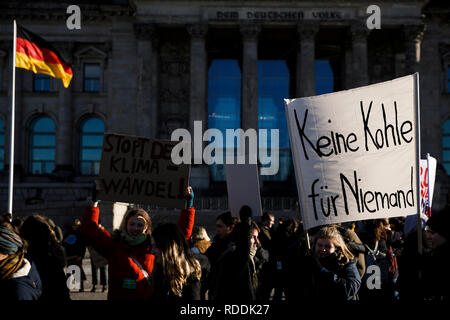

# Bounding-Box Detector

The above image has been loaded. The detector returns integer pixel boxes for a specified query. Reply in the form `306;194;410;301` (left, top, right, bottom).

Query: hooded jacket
81;206;195;300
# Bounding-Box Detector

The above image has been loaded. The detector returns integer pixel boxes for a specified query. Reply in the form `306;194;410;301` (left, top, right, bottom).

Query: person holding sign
80;185;195;300
287;226;361;301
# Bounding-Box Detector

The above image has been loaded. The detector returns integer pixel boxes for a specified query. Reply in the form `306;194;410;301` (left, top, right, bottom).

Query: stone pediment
74;45;109;61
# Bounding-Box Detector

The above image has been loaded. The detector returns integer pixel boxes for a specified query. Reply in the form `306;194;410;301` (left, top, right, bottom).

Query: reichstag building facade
0;0;449;230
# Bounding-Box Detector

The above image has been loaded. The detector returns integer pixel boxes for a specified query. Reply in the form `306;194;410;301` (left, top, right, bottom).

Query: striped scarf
0;225;25;280
0;251;24;280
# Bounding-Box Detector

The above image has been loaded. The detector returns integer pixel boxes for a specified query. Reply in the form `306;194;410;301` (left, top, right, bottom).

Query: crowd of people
0;185;449;302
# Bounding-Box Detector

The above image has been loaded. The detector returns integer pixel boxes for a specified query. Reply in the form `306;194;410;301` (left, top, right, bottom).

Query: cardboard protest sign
97;133;191;209
285;74;420;230
420;155;437;216
225;163;263;217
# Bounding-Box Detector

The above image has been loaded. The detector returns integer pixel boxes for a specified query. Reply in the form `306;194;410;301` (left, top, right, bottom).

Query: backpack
362;241;389;289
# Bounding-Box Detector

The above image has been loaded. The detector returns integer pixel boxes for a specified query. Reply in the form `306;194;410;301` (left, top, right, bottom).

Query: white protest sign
420;155;437;216
285;74;420;230
225;163;263;217
98;133;191;209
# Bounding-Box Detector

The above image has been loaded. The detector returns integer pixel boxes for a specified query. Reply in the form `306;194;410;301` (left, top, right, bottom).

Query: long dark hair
20;215;66;267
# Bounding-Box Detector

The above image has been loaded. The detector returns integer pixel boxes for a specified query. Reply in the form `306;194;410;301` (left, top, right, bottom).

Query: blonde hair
313;225;354;263
190;226;210;243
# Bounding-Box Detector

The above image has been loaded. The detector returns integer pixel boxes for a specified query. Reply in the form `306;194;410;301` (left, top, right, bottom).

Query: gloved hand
319;252;340;271
185;186;194;208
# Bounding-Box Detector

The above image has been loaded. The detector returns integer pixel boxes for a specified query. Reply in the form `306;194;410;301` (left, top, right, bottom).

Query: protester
0;222;42;300
47;218;64;243
287;225;361;301
80;186;195;300
258;212;275;251
20;215;70;300
337;222;366;279
88;221;109;292
357;219;390;300
190;226;212;254
63;218;87;292
205;211;237;267
396;215;432;301
189;226;211;300
270;218;302;300
151;223;201;301
207;217;262;301
422;207;450;301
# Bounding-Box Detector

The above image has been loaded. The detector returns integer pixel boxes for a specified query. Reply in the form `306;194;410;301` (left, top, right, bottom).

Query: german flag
15;25;72;88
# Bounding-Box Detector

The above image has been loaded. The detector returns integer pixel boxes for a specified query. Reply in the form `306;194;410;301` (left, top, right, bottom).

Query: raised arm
80;198;114;259
177;186;195;240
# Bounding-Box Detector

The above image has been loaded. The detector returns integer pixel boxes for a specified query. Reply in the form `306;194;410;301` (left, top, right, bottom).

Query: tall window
447;65;450;93
208;60;241;181
30;117;55;174
33;74;50;92
443;120;450;175
258;60;292;181
0;118;5;170
83;63;101;92
80;117;104;175
315;60;334;95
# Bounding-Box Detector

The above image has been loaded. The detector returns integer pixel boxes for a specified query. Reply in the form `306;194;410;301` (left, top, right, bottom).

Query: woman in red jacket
81;186;195;300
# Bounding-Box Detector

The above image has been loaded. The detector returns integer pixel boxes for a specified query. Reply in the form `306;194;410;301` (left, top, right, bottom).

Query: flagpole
414;73;422;258
8;20;17;215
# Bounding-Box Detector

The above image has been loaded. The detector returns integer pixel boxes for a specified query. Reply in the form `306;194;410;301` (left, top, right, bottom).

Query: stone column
240;24;260;131
55;42;74;178
134;23;158;138
296;23;319;97
187;24;208;136
342;36;353;90
404;24;425;75
350;25;369;87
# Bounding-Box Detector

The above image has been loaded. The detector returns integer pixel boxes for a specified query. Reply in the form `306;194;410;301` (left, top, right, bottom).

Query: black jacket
208;220;259;301
287;253;361;301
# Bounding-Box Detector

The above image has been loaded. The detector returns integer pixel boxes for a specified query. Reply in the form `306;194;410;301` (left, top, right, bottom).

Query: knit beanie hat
426;207;450;240
0;226;23;255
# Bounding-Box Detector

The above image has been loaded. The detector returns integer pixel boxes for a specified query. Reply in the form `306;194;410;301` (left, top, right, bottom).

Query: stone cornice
0;3;134;22
240;23;261;41
297;22;319;41
187;24;208;39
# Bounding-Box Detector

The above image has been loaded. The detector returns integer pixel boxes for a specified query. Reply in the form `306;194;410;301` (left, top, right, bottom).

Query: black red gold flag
15;25;72;88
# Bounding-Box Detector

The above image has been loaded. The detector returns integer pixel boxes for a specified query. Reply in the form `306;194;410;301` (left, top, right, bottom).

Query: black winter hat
426;206;450;240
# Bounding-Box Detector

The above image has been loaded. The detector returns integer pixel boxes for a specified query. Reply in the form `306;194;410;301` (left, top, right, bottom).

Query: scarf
0;251;24;280
121;231;147;246
0;226;23;254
